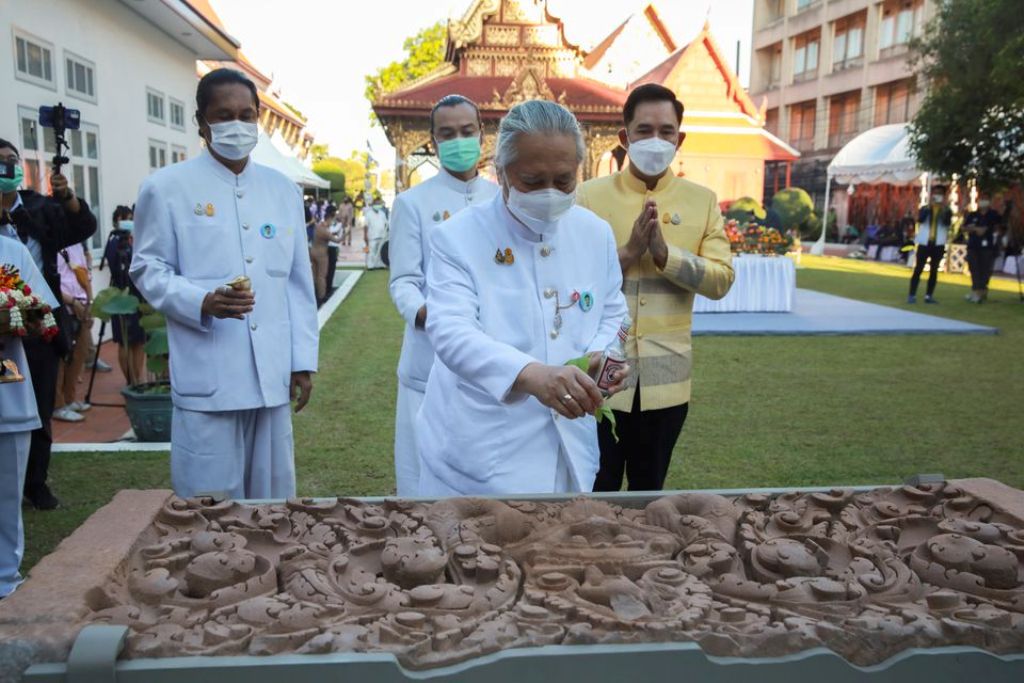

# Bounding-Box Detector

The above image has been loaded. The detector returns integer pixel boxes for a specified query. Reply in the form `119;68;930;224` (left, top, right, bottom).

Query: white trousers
417;445;577;497
0;431;30;597
394;383;424;497
171;405;295;500
367;238;386;269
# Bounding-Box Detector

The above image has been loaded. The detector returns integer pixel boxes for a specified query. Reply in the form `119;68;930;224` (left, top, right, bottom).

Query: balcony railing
793;69;819;83
878;43;910;60
792;136;817;152
828;130;858;149
832;56;864;73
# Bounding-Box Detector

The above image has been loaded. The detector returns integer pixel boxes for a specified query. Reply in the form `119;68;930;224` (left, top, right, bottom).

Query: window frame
63;49;97;103
146;87;166;125
148;139;169;173
793;31;820;82
169;98;187;132
12;28;56;90
171;144;188;165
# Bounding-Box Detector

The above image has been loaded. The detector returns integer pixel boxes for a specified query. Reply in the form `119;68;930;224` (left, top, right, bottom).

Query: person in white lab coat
0;237;57;597
416;100;630;497
130;68;319;501
362;197;389;270
388;95;498;496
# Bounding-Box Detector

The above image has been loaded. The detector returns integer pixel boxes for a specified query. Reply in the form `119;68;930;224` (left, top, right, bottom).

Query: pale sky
210;0;754;169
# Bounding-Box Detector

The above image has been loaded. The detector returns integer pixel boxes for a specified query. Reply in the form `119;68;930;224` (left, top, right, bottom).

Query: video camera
38;103;80;175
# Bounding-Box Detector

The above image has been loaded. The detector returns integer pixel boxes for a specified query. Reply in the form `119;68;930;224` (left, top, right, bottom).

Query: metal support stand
83;319;120;408
66;624;128;683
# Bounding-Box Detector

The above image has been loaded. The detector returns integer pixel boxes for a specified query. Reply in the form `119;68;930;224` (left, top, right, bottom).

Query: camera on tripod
38;103;80;175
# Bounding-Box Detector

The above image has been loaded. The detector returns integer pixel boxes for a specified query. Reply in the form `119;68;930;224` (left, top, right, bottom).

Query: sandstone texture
2;479;1023;677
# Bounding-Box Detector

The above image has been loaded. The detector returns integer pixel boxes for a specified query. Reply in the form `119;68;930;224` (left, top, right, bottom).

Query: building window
768;44;782;87
765;0;784;23
14;30;55;89
796;0;817;11
879;0;924;58
169;99;186;131
765;108;780;136
148;140;168;172
874;79;915;126
789;100;817;151
793;31;820;83
64;52;96;102
833;13;866;71
171;145;188;165
828;91;861;148
147;88;165;124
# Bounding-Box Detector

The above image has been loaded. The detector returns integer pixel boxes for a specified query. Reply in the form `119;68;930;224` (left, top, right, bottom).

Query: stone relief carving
86;484;1024;670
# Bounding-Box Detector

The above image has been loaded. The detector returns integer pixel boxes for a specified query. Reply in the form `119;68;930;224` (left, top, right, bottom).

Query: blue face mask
118;220;134;232
437;137;482;173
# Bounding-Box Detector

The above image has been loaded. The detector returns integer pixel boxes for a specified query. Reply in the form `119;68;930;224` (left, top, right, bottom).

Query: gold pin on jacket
205;203;215;217
494;247;514;265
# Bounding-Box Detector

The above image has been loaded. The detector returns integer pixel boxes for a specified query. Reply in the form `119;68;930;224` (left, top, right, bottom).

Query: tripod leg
84;319;106;404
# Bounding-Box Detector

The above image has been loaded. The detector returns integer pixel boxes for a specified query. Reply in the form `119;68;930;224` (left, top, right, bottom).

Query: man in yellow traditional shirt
577;83;734;492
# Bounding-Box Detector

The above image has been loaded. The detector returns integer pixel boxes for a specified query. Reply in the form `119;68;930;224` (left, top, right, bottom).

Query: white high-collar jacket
416;193;627;495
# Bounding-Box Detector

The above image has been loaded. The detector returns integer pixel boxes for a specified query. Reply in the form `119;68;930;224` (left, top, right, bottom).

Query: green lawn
22;258;1024;570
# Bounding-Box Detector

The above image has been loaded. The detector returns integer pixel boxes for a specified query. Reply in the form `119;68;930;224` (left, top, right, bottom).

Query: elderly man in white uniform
131;69;318;500
388;95;498;496
416;100;630;497
0;237;57;597
363;198;389;270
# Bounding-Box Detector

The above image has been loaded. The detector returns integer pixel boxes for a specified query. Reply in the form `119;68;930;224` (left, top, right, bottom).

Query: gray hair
493;100;585;170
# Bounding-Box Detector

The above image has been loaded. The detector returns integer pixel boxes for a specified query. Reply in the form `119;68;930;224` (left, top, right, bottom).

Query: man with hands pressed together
577;83;734;493
131;69;318;501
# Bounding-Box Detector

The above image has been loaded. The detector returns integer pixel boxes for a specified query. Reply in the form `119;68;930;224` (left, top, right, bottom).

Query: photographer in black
103;206;146;383
0;138;97;510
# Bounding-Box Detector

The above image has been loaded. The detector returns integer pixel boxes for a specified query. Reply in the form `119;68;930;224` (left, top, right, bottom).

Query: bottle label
597;357;626;390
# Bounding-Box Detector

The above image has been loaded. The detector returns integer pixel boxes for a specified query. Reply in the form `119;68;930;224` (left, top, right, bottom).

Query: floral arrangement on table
723;219;794;256
0;264;58;340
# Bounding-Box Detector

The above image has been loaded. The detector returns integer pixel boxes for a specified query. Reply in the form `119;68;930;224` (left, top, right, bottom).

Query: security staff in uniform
131;68;318;500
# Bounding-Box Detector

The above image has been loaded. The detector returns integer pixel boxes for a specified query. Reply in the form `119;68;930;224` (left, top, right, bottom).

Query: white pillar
811;172;831;256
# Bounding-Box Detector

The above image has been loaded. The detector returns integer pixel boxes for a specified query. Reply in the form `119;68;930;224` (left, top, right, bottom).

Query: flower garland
0;264;58;341
724;219;794;256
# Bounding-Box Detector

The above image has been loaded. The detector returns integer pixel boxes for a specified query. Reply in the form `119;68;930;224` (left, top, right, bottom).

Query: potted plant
92;287;171;442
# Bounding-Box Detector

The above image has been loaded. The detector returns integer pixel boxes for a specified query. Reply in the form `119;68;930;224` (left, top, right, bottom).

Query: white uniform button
543;288;555;298
549;330;559;339
637;332;644;340
640;297;647;306
236;189;244;198
250;322;258;331
243;223;250;230
245;256;253;264
540;245;552;257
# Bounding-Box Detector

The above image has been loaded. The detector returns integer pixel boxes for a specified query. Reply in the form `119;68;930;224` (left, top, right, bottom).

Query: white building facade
1;0;238;249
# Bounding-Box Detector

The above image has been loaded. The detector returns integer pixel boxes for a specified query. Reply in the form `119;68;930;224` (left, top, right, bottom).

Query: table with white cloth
694;254;796;313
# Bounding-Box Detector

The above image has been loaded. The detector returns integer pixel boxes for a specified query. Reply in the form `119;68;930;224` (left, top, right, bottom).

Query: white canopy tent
811;124;924;254
251;132;329;191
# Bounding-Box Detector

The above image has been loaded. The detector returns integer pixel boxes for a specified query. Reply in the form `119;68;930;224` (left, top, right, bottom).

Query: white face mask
208;120;259;161
505;185;576;236
978;200;991;209
627;136;677;176
932;194;945;204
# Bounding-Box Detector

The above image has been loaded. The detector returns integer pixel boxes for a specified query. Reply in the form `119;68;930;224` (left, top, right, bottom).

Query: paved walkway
52;339;130;444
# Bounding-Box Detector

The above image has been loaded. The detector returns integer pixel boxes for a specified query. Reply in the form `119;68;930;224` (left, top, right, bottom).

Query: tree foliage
908;0;1024;188
314;153;380;201
312;157;348;203
364;22;447;115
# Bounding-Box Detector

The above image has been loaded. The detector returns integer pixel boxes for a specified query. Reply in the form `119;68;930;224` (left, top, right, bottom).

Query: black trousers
966;248;996;292
325;247;339;296
909;243;945;297
22;338;59;497
593;388;689;492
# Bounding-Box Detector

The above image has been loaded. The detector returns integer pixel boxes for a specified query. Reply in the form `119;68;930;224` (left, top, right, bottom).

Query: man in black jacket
0;138;97;509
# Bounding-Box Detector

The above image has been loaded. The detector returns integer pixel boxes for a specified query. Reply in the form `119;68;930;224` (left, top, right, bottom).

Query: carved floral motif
88;484;1024;669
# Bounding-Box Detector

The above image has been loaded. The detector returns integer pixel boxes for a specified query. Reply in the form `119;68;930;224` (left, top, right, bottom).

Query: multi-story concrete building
749;0;936;208
1;0;239;249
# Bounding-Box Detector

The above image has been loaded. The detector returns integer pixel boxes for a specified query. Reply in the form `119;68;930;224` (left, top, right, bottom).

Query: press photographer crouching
103;206;146;384
0;137;97;510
